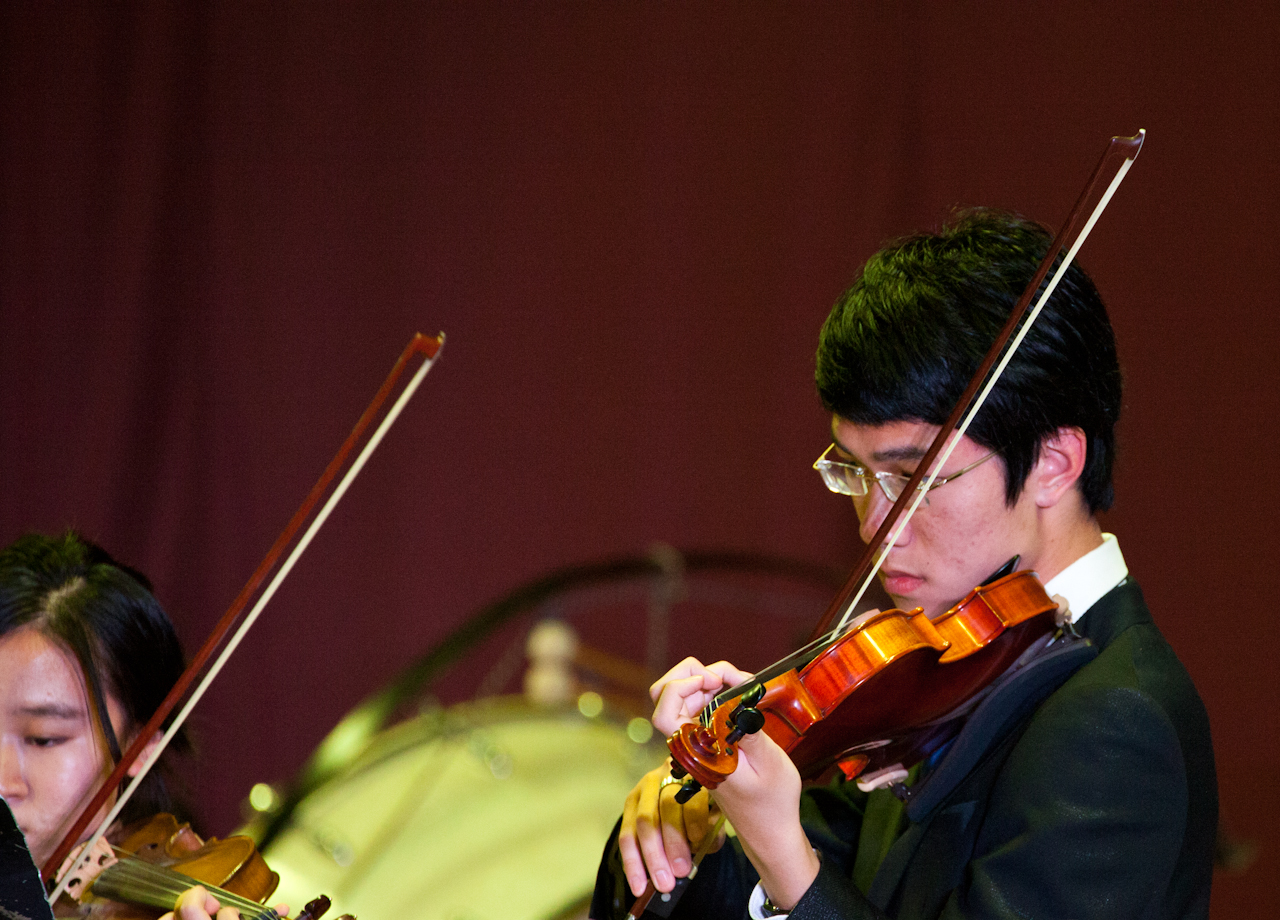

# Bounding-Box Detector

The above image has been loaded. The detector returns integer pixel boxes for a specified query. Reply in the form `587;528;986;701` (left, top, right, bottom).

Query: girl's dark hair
816;209;1122;512
0;532;189;823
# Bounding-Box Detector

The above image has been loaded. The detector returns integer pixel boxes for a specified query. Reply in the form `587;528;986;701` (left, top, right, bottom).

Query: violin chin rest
856;764;909;793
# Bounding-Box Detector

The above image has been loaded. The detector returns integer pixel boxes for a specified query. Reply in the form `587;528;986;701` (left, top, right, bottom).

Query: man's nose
857;486;906;547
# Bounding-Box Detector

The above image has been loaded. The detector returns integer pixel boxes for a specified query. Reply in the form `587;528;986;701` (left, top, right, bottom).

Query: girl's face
0;625;130;867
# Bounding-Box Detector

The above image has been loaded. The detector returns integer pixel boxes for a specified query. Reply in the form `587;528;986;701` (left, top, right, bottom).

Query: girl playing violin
0;531;262;920
591;210;1217;919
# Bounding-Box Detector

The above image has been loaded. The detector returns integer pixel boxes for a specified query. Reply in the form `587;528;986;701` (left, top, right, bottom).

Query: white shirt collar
1041;532;1128;624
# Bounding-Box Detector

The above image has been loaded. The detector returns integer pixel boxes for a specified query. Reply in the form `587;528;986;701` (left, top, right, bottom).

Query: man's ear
125;732;165;778
1032;426;1088;508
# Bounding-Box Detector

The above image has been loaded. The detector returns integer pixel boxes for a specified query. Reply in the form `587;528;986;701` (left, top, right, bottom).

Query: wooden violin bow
44;332;445;902
705;128;1145;712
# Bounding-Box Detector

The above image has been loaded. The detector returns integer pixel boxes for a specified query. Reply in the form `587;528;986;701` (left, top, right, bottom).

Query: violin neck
91;858;277;920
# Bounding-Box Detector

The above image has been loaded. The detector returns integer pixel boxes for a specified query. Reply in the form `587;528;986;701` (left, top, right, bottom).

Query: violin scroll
669;685;767;803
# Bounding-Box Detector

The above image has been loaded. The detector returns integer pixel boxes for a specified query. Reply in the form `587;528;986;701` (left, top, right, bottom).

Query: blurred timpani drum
261;697;664;920
253;550;857;920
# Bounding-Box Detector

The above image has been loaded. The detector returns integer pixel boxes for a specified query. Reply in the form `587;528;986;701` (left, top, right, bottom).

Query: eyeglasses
813;444;998;504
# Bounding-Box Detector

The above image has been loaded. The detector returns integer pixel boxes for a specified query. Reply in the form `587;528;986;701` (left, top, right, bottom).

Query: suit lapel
867;799;979;911
865;815;925;909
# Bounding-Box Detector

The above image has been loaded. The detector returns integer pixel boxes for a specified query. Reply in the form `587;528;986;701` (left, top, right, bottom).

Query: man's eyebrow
829;441;864;465
871;445;929;463
831;441;928;464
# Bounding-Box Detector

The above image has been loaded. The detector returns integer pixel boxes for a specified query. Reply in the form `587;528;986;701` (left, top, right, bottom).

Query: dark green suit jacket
591;580;1217;920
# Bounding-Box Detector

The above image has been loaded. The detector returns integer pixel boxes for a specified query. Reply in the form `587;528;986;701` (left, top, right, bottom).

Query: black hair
0;531;189;824
816;209;1122;512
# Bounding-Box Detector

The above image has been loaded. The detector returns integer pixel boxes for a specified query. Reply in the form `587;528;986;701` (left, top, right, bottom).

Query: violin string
94;858;276;919
46;337;443;905
696;606;879;723
700;133;1143;723
97;863;232;909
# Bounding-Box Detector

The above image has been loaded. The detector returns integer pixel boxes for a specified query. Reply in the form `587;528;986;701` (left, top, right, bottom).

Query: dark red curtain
2;4;1273;915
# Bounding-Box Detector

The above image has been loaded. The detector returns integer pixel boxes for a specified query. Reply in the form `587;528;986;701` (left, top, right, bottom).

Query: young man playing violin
591;210;1217;919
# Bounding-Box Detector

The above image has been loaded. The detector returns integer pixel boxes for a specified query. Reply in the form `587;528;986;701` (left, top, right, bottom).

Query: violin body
58;814;279;920
669;570;1060;790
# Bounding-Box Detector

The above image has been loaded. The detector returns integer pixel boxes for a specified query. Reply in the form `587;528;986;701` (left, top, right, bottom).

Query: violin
667;567;1061;797
56;813;341;920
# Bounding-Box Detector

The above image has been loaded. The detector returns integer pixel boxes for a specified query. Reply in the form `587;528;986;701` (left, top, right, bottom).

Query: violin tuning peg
736;707;766;735
725;684;766;723
295;895;332;920
674;779;702;804
725;702;766;745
